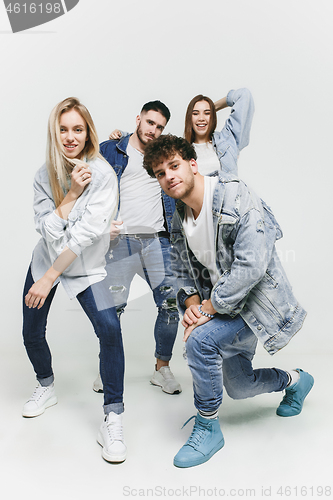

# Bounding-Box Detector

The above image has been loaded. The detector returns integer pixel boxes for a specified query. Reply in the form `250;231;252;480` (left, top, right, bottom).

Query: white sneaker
93;373;103;393
150;365;182;394
22;382;57;418
97;412;127;463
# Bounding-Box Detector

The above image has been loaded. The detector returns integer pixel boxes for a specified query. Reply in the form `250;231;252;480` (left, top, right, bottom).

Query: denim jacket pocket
218;212;238;242
216;143;230;159
218;213;238;225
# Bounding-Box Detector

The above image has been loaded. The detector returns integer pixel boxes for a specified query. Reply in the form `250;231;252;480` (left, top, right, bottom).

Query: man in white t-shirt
98;102;181;397
143;134;313;468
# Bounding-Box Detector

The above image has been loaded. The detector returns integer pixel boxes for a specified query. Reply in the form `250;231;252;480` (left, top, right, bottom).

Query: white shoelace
28;384;50;402
106;415;123;441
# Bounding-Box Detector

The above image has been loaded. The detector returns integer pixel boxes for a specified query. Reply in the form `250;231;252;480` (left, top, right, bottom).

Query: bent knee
224;382;245;400
224;378;258;400
186;333;206;358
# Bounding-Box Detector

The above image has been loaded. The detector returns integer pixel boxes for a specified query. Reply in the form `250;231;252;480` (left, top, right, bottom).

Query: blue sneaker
173;413;224;468
276;368;314;417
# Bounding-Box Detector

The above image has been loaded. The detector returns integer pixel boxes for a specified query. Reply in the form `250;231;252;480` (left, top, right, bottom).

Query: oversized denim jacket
100;135;176;233
212;87;254;175
31;157;118;299
170;172;306;355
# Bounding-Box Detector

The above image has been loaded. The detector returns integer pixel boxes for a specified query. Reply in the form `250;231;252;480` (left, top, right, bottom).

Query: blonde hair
46;97;100;207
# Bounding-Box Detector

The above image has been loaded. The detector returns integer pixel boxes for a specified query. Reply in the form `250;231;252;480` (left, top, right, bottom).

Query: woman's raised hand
70;163;92;198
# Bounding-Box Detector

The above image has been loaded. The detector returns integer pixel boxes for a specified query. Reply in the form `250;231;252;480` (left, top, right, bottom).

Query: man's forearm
185;294;201;309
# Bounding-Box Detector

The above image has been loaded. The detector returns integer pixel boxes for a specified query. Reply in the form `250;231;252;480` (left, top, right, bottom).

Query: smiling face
153;154;197;200
59;109;88;159
135;110;167;147
191;100;211;143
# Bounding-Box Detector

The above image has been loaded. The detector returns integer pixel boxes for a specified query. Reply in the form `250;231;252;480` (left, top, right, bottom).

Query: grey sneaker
93;373;103;393
22;382;57;418
150;365;182;394
97;412;127;463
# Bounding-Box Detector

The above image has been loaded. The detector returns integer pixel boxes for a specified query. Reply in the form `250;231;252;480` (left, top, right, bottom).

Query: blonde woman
22;97;126;463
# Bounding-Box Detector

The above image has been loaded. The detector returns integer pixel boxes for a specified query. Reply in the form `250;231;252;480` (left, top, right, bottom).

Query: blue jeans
104;235;179;361
185;314;289;413
22;266;124;415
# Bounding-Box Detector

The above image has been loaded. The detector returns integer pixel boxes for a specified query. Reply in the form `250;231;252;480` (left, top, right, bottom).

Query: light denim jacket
170;172;306;355
31;157;118;299
212;87;254;176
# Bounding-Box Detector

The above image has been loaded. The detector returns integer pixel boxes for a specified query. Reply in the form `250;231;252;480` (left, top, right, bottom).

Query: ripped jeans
104;235;179;361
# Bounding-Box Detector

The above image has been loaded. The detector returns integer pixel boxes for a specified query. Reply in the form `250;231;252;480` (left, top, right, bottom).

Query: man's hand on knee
183;314;212;342
182;304;201;329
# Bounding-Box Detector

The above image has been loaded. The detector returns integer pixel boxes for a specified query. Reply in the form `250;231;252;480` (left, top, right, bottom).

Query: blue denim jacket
212;88;255;175
100;135;176;232
170;172;306;355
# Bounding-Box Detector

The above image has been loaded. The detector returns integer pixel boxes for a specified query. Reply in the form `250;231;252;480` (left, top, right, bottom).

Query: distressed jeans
22;266;124;415
185;314;289;413
105;235;179;361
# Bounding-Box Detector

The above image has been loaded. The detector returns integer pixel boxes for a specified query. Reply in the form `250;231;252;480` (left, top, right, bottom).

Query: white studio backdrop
0;2;333;499
0;0;332;352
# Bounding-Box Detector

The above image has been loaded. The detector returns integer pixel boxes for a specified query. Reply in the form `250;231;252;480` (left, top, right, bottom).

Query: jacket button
257;325;262;330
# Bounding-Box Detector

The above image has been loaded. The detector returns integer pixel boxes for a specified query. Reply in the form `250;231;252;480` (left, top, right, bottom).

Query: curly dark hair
143;134;197;178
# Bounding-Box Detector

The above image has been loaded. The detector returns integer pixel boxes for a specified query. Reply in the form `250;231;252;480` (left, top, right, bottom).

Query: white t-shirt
193;142;221;176
182;176;220;285
118;143;165;234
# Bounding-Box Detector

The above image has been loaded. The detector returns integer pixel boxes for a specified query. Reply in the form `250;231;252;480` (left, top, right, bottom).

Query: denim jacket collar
116;134;131;155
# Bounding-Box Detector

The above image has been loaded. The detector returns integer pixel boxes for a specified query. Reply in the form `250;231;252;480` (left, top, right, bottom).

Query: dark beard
136;123;152;148
136;123;147;147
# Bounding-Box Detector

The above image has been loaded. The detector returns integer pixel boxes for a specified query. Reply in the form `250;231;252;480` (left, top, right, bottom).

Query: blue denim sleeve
213;88;255;175
211;208;274;316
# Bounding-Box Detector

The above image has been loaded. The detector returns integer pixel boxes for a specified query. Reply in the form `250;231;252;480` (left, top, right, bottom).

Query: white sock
287;369;300;387
199;410;218;420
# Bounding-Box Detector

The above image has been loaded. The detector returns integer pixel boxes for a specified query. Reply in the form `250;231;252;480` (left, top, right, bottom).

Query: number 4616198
6;3;62;14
